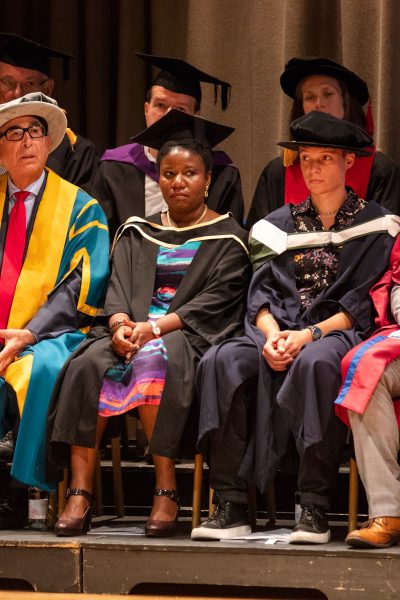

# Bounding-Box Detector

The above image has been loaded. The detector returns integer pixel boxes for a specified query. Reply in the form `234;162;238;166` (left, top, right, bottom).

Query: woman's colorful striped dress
98;241;201;416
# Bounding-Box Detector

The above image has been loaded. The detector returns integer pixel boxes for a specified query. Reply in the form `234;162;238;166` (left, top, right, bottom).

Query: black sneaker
289;505;331;544
191;500;251;540
0;430;14;463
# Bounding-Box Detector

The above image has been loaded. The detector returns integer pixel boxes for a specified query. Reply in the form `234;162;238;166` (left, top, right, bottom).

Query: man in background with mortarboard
0;33;99;191
91;53;244;239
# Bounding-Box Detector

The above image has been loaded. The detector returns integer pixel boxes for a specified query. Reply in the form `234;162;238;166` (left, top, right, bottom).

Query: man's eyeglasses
0;76;49;94
0;124;48;142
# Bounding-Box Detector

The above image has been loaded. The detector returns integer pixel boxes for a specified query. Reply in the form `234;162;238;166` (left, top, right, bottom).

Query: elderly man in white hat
0;92;109;529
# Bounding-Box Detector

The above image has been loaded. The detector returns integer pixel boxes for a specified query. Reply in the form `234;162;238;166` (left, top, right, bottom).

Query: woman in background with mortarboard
247;57;400;228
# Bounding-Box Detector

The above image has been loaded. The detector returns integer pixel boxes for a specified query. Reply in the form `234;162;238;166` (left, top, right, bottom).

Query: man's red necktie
0;191;29;332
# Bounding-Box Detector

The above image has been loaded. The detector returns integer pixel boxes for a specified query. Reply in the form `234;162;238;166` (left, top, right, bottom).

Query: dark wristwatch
306;325;323;341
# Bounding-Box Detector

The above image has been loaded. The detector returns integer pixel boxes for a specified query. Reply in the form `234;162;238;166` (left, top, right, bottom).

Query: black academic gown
91;151;245;239
197;200;397;493
46;133;99;192
247;152;400;228
46;213;250;480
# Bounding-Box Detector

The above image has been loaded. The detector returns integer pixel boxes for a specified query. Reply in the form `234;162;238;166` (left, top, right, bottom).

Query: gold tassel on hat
283;148;298;167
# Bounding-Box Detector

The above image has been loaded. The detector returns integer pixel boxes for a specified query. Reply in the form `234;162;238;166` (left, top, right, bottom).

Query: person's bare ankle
62;494;90;519
150;493;178;521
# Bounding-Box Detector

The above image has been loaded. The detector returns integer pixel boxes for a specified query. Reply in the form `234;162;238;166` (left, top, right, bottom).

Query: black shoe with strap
191;499;251;540
0;485;28;529
54;488;93;537
145;488;180;538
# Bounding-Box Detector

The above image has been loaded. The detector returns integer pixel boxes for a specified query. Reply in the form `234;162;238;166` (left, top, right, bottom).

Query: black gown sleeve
26;265;90;341
90;161;146;241
174;239;251;345
365;151;400;215
246;156;285;229
103;235;134;318
46;134;99;193
207;165;244;225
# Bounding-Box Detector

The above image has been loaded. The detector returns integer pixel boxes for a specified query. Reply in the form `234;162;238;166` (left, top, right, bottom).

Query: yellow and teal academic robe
0;168;109;491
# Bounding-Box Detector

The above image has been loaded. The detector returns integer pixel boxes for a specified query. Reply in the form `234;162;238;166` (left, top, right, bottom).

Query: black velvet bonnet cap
280;56;369;106
136;52;231;110
130;108;234;150
278;111;373;156
0;32;73;80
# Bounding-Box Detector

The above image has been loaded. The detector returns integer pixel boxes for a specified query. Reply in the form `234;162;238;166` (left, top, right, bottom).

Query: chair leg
94;450;104;516
192;453;203;528
57;468;68;517
48;491;57;528
265;482;277;526
209;486;214;516
111;436;125;517
247;483;257;529
348;457;359;533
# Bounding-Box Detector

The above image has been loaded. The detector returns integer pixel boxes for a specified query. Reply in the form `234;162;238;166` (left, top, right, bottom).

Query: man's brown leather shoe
346;517;400;549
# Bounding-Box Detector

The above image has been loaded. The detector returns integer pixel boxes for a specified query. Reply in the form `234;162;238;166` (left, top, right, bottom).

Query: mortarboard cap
130;108;234;150
280;57;369;106
136;52;231;110
278;111;372;156
0;33;73;80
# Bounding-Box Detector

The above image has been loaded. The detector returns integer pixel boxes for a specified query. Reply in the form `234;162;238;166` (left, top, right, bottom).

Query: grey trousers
348;357;400;518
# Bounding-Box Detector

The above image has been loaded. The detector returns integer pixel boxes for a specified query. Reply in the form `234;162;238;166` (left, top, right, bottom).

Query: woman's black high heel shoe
145;489;180;537
54;488;93;537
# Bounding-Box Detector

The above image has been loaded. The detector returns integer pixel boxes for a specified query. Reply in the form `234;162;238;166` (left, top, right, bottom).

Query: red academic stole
335;237;400;428
0;191;29;334
284;148;376;204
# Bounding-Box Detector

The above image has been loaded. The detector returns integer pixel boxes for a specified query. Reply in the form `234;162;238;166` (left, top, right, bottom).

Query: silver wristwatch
149;320;161;338
306;325;323;341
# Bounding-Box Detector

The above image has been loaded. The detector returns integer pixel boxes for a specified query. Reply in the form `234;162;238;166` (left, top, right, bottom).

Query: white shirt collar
144;146;157;163
8;170;46;197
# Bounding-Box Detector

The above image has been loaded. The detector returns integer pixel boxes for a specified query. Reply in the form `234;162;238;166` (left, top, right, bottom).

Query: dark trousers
208;383;251;504
297;409;348;510
208;387;348;510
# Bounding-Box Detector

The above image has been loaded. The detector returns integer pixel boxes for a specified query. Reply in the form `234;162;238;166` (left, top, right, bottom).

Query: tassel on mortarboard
214;82;231;111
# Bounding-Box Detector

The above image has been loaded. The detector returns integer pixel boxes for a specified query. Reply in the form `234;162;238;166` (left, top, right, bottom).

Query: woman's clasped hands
262;329;312;371
111;318;156;363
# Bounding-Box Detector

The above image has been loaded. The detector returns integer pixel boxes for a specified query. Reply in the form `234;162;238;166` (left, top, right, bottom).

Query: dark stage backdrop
3;0;400;212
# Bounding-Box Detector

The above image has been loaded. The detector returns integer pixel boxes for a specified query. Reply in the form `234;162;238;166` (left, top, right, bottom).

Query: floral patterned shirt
291;189;367;310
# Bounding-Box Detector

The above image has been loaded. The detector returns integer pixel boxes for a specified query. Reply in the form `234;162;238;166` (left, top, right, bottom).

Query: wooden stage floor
0;518;400;599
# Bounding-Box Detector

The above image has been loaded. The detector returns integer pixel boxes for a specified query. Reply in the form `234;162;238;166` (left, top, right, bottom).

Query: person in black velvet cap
192;110;399;544
247;56;400;228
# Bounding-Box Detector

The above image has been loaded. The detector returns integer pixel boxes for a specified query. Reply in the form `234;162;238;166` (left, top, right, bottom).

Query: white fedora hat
0;92;67;152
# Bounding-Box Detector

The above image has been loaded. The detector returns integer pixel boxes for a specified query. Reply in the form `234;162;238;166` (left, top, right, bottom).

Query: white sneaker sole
191;524;251;540
289;529;331;544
